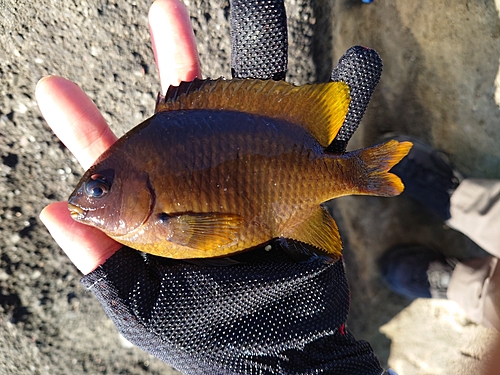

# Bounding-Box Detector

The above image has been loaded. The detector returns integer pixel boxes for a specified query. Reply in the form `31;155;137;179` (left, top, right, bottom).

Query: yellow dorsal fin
156;78;351;148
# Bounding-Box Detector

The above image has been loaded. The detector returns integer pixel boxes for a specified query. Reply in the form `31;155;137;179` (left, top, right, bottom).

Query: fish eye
84;174;110;198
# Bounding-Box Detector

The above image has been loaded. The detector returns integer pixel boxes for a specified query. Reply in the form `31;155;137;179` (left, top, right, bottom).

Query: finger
229;0;288;80
40;202;122;275
36;76;118;170
149;0;201;93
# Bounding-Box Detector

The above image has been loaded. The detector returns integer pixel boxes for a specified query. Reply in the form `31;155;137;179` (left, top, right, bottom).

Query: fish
68;78;412;261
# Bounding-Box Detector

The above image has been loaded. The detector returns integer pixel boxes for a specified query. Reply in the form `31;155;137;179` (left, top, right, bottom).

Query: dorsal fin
155;78;350;148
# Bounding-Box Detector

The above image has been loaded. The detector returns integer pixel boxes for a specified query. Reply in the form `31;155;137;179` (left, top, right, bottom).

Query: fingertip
36;76;67;106
38;204;51;227
36;76;81;102
35;75;54;97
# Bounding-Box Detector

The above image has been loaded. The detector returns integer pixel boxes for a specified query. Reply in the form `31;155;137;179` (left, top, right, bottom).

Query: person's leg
446;179;500;257
379;246;500;330
448;256;500;330
446;179;500;329
380;136;500;329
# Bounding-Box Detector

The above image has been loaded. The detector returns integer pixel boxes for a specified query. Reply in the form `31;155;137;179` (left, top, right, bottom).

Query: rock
380;299;499;375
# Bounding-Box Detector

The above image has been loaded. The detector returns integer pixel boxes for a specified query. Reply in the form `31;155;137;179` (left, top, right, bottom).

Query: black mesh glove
328;46;383;153
230;0;287;80
81;1;387;374
82;247;383;374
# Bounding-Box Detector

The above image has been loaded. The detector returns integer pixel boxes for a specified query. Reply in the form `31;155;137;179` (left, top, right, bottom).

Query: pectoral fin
163;212;243;250
281;207;342;260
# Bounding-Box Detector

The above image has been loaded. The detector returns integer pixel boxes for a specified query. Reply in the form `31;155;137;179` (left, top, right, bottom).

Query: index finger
36;76;118;170
149;0;202;93
36;0;202;170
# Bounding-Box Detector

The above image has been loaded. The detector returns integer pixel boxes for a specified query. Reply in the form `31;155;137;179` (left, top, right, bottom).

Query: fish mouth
68;203;85;220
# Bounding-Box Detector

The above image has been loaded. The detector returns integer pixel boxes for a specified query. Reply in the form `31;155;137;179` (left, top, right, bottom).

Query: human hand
36;0;201;275
36;2;387;372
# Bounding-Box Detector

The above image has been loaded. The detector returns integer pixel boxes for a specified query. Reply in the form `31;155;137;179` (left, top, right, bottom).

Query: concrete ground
0;0;499;374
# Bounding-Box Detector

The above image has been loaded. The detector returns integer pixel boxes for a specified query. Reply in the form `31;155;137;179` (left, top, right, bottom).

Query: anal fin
280;206;343;261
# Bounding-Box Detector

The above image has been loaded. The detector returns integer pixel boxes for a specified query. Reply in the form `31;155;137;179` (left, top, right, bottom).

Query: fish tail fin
355;140;413;197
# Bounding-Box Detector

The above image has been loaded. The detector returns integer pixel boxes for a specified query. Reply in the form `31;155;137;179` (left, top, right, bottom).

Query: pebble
17;103;28;114
0;270;9;281
10;233;20;244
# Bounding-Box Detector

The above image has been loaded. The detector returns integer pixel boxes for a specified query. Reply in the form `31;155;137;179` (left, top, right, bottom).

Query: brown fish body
68;79;412;260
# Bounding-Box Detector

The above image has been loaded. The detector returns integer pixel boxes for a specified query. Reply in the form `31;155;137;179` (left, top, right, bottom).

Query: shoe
379;245;456;299
383;134;463;221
